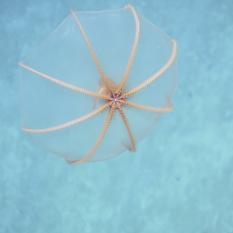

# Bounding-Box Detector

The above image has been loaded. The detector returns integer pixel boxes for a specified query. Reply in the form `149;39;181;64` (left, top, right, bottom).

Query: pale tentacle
22;103;110;134
93;86;107;109
123;39;178;98
117;106;136;152
19;63;109;100
70;10;112;91
68;106;115;165
93;78;118;109
125;100;173;113
116;5;141;93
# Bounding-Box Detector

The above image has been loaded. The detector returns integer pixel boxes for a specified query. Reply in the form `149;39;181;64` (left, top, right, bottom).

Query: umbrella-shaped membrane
19;5;178;164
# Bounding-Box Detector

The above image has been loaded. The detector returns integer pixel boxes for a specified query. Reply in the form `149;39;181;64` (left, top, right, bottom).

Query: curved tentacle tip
124;4;134;10
66;159;83;165
70;9;75;15
122;142;136;152
172;38;178;45
130;146;136;152
171;39;178;52
18;62;27;69
128;145;136;152
66;158;75;164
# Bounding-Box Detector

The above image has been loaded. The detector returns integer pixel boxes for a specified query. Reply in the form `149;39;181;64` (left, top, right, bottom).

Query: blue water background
0;0;233;232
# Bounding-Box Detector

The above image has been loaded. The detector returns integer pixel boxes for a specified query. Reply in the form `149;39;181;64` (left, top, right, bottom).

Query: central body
109;92;126;108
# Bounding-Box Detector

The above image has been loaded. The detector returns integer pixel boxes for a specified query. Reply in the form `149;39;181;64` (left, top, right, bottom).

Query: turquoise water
1;0;233;232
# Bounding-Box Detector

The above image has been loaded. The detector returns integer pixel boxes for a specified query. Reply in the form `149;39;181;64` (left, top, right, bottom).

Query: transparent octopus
19;5;177;164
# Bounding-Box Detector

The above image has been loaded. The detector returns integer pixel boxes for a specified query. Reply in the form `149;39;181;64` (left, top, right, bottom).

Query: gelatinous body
19;5;178;164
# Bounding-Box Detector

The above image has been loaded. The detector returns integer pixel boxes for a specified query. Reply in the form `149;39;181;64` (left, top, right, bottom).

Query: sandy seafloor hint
0;0;233;232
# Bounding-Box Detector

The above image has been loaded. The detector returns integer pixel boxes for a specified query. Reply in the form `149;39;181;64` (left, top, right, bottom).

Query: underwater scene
0;0;233;232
